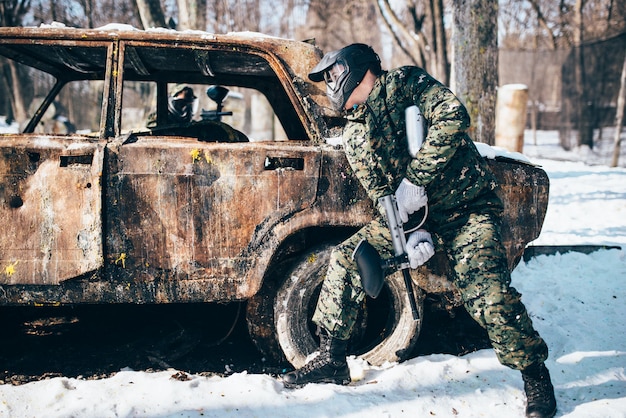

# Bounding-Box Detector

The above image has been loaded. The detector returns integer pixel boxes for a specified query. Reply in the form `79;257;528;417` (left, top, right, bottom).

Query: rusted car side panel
488;159;550;269
0;140;373;305
0;136;104;285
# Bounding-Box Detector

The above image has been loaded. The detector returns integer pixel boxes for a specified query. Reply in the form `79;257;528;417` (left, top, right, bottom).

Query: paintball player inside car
147;84;197;128
281;43;557;418
167;84;197;124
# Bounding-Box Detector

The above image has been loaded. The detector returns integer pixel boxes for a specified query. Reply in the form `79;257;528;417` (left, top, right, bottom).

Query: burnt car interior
0;40;308;141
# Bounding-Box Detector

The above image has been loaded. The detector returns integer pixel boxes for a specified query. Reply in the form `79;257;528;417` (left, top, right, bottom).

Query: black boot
522;362;557;418
282;330;351;389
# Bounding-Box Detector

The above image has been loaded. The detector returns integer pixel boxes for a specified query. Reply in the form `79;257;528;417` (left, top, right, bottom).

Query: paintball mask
308;43;381;112
168;85;197;123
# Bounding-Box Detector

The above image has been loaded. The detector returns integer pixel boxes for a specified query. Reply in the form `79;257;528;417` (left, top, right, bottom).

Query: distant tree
0;0;32;124
0;0;30;26
176;0;206;30
452;0;498;145
611;52;626;167
571;0;594;149
376;0;449;85
297;0;382;53
500;0;626;152
135;0;166;29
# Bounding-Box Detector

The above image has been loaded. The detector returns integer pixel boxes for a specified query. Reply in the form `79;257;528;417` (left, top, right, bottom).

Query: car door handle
264;156;304;170
60;154;94;167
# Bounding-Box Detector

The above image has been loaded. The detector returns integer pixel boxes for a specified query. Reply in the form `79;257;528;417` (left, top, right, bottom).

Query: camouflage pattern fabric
434;210;548;370
313;66;548;370
312;217;392;341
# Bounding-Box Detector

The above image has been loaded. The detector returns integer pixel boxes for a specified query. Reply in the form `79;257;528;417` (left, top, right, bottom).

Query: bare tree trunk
377;0;426;69
195;0;207;31
78;0;95;28
376;0;449;83
527;0;558;50
7;60;27;125
177;0;190;29
529;19;539;145
135;0;166;29
178;0;207;30
611;52;626;167
573;0;594;149
1;0;32;127
452;0;498;145
431;0;448;85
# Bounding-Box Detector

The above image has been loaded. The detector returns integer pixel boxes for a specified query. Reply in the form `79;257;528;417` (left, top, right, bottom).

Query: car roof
0;25;322;83
0;25;335;141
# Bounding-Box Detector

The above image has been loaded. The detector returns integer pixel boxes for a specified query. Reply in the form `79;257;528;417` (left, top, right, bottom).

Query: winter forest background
1;0;625;162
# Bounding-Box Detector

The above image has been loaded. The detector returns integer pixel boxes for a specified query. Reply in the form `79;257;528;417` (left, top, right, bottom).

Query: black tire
246;258;291;366
274;244;423;368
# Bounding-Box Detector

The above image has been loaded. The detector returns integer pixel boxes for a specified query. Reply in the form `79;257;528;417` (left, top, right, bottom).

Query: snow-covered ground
0;130;625;417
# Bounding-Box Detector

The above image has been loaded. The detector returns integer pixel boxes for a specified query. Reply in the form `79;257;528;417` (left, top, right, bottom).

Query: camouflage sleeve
343;119;395;211
404;73;471;188
342;68;472;211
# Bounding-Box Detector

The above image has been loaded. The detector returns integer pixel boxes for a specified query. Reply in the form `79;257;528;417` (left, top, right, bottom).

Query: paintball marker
200;85;233;122
353;194;420;320
352;105;428;321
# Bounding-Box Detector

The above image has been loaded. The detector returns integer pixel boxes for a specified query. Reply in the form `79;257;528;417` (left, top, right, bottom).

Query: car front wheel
273;244;423;368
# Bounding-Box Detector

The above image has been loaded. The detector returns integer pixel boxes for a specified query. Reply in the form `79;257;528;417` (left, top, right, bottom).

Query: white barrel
495;84;528;153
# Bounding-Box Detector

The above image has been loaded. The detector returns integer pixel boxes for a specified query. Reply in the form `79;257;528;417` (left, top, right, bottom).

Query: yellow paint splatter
204;153;212;164
4;261;18;276
115;253;127;268
190;149;201;162
307;254;317;264
34;301;60;307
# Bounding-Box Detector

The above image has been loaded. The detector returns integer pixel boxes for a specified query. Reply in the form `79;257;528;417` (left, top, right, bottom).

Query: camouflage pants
312;210;548;371
312;217;392;340
436;211;548;370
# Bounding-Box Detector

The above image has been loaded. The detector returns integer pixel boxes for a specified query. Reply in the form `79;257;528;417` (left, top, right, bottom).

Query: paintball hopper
201;85;233;122
353;240;385;299
207;85;229;106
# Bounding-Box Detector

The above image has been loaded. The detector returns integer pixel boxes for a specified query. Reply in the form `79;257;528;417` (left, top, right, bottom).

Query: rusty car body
0;25;549;367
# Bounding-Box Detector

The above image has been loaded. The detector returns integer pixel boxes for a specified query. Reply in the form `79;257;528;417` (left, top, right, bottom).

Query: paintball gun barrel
380;194;420;320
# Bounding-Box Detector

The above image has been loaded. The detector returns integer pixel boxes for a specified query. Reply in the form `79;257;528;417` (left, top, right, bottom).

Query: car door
0;136;105;285
104;137;321;300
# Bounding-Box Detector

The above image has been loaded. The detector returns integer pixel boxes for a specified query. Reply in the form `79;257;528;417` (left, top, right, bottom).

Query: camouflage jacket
342;66;502;225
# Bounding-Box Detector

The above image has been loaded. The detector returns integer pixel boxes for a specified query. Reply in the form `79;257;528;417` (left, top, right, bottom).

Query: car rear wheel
252;243;423;368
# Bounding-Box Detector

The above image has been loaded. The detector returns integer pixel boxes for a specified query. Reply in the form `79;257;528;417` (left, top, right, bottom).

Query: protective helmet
309;43;381;111
169;84;197;100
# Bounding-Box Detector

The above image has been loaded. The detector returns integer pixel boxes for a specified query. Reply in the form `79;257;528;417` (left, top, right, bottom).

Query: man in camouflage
282;43;556;418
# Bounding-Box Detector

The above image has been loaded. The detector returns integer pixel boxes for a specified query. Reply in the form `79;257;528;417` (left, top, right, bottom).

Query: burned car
0;25;549;368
